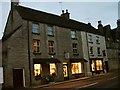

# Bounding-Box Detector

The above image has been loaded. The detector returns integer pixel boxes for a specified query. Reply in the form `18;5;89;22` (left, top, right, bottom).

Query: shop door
63;64;69;80
13;69;24;88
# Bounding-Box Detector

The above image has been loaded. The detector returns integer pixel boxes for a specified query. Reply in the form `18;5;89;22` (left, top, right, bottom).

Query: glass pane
50;63;56;75
71;62;82;74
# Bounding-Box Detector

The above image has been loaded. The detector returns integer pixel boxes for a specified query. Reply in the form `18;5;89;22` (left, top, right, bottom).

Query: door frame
13;68;25;88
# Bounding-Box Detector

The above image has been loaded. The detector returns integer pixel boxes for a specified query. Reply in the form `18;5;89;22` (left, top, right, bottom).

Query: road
3;70;120;90
36;70;120;90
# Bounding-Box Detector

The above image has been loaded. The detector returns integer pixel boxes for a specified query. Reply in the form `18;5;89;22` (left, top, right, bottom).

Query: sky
0;0;119;39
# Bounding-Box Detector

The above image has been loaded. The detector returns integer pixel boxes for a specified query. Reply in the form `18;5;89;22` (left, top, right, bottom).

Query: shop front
69;58;88;79
33;58;61;85
90;58;104;75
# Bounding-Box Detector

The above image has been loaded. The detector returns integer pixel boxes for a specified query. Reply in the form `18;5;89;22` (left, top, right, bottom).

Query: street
3;70;120;90
32;70;120;90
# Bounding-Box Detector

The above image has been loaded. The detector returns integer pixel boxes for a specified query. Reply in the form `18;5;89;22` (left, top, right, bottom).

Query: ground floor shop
90;58;108;75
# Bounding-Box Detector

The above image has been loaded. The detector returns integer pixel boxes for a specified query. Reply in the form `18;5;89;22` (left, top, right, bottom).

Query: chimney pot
62;10;64;14
66;9;68;13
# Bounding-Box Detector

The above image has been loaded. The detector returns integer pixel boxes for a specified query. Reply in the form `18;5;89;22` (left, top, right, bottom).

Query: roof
15;5;103;36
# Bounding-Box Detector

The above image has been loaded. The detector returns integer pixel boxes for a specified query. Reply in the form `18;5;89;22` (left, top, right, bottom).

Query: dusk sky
0;0;119;39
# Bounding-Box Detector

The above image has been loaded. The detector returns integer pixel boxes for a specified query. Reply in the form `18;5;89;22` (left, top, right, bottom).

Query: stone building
98;20;120;71
0;40;3;90
2;1;108;88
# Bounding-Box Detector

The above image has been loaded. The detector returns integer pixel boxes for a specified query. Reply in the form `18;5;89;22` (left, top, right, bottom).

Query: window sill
48;52;56;55
73;53;79;55
96;43;100;44
88;42;93;44
33;52;41;55
32;32;40;35
98;54;102;56
71;38;77;40
48;34;54;37
90;54;94;56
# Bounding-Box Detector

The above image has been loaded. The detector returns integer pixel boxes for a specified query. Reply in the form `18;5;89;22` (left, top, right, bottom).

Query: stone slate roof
15;5;103;36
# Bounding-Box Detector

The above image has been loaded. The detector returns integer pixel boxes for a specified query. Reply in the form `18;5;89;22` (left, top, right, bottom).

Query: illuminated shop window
33;40;40;52
50;63;57;76
34;64;42;77
91;60;95;71
96;60;103;70
71;62;82;74
63;64;68;77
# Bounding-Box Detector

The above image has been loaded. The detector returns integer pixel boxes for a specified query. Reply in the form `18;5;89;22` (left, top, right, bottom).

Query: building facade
2;2;108;88
99;20;120;71
0;40;3;90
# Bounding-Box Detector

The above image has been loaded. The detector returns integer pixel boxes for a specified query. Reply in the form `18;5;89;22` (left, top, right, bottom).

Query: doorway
13;69;24;88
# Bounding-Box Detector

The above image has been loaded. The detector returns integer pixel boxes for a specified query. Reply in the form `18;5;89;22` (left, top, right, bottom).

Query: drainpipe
27;21;32;86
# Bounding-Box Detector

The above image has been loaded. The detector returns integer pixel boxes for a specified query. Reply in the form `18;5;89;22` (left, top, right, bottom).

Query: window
50;63;57;76
96;36;100;44
47;25;54;36
91;60;95;71
89;46;93;55
72;43;78;54
71;31;77;39
33;40;40;52
48;41;55;54
102;50;106;56
34;64;42;80
71;62;82;74
96;60;103;70
88;34;92;43
97;47;101;55
32;22;39;34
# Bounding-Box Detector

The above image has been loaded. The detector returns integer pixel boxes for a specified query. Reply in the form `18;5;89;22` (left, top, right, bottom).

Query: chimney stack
11;0;19;10
117;19;120;28
61;9;70;19
98;20;104;34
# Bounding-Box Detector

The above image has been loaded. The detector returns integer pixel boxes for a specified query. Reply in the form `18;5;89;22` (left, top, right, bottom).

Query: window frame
47;25;54;36
97;47;101;55
88;34;93;43
48;41;55;54
32;22;40;34
89;46;94;55
96;36;100;44
33;39;40;53
72;43;78;55
34;64;42;80
71;30;77;39
71;62;82;74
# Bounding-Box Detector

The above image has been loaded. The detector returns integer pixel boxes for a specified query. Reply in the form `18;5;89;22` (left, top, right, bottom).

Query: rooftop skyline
0;1;119;39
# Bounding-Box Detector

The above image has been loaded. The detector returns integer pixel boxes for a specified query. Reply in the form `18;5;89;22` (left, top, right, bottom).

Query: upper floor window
71;31;77;39
96;36;100;44
47;25;54;36
97;47;101;55
88;34;93;43
48;41;55;54
32;22;39;34
33;39;40;52
72;43;78;54
89;46;93;55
